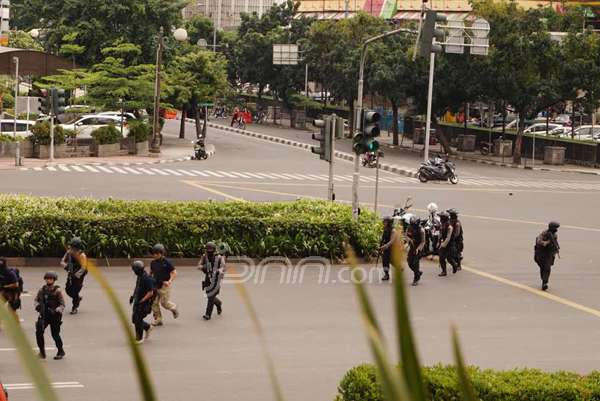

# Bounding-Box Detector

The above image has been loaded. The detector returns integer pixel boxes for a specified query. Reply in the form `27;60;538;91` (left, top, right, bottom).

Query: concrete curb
206;121;418;179
381;142;600;176
5;256;363;268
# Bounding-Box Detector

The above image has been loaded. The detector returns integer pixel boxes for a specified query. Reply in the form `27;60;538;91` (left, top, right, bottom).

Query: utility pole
151;27;165;154
424;51;435;162
373;151;382;214
328;116;336;201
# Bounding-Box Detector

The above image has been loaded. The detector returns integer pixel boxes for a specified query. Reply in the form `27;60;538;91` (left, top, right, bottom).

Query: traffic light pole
353;27;417;219
424;51;435;162
328;117;336;201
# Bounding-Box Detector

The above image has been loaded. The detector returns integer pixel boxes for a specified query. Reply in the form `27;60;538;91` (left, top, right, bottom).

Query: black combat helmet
548;221;560;232
447;209;459;218
152;243;166;255
439;212;450;222
206;242;217;253
44;271;58;281
70;237;83;250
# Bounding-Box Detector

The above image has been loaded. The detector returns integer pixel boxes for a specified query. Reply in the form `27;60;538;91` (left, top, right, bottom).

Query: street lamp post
12;56;21;166
119;98;124;138
352;27;417;218
150;27;188;154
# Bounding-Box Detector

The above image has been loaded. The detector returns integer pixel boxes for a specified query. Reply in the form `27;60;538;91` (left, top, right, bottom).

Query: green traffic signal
353;109;381;155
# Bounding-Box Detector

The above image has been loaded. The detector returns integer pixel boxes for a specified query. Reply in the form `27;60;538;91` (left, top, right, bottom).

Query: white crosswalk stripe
16;165;600;191
82;165;100;173
122;167;142;175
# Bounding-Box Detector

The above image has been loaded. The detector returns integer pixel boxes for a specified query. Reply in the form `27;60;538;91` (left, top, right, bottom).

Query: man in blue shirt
150;244;179;326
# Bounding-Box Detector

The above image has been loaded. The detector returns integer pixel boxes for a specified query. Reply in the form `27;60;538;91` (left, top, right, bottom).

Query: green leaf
85;262;157;401
391;240;428;401
451;326;479;401
0;296;61;401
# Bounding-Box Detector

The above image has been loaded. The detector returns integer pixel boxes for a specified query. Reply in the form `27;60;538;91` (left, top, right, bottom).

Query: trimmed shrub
91;125;121;144
29;121;66;145
0;134;17;142
127;120;151;143
0;196;380;258
336;364;600;401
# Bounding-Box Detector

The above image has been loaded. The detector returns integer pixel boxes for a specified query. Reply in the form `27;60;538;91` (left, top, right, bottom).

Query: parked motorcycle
362;151;377;168
417;155;458;184
392;197;414;233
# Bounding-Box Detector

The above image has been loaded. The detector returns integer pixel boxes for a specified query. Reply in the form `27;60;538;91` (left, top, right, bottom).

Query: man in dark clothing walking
34;271;66;360
379;216;400;281
535;221;561;291
61;238;88;315
438;212;460;277
199;242;225;320
129;261;155;344
406;217;425;286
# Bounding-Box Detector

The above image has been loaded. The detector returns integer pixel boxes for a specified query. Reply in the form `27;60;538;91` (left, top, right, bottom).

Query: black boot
54;349;65;360
203;315;211;321
38;349;46;359
216;304;222;315
542;282;549;291
438;270;447;277
382;272;390;281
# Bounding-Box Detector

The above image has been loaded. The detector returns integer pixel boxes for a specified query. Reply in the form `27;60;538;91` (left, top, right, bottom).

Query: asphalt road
0;120;600;401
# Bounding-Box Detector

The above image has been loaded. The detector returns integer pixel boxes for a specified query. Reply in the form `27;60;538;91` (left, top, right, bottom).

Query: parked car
98;111;137;121
60;115;128;139
0;119;35;138
523;123;563;135
570;125;600;141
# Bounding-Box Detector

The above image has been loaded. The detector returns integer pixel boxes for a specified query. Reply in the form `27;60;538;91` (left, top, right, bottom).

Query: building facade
0;0;9;33
183;0;278;29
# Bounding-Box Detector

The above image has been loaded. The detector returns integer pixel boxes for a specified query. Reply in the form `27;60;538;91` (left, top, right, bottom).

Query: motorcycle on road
417;155;458;184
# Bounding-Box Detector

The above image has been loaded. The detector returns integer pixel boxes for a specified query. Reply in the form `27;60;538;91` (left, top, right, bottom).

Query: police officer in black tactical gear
34;271;66;360
379;216;400;281
448;209;463;270
535;221;561;291
60;237;88;315
199;242;225;320
406;216;426;286
0;258;21;319
129;261;156;344
438;212;460;276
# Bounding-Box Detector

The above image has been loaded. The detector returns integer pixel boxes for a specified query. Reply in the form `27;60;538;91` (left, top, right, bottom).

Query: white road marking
71;165;85;172
204;170;225;178
5;381;84;390
162;169;183;176
122;167;142;175
96;166;114;174
149;168;170;176
190;170;211;177
110;167;128;174
137;167;156;175
176;169;197;177
58;165;70;172
82;165;100;173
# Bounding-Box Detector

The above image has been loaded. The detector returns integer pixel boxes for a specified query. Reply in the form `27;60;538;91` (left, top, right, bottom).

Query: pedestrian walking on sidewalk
535;222;561;291
199;242;225;320
61;237;88;315
34;271;66;360
150;244;179;326
129;261;155;344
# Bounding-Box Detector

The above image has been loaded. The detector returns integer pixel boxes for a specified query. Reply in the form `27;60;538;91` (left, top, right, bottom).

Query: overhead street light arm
352;27;418;219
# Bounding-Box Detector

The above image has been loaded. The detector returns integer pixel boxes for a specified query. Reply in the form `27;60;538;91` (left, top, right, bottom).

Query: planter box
457;135;476;152
135;141;149;155
34;144;66;159
90;142;121;157
544;146;565;165
0;141;33;158
493;139;513;157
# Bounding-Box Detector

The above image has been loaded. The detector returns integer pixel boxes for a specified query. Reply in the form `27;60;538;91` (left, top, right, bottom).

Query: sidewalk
211;118;600;177
0;126;199;171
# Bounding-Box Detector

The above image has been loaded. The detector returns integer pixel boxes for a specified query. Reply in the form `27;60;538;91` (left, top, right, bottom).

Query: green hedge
0;196;379;258
91;125;122;144
336;364;600;401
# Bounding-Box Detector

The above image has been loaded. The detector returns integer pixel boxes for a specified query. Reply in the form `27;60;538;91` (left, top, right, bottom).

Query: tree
370;35;424;145
8;30;43;51
164;50;229;138
11;0;186;66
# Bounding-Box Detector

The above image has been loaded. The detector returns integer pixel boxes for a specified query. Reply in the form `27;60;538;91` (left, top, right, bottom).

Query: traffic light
51;88;66;115
352;110;380;155
417;10;447;58
311;118;332;162
38;89;51;115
